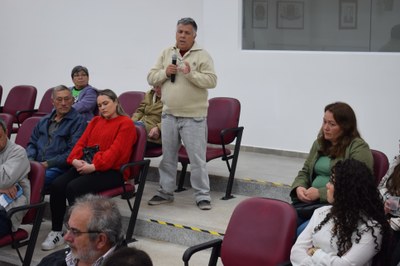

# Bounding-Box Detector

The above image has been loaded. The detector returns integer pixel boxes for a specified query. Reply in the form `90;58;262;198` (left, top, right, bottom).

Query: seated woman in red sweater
41;89;137;251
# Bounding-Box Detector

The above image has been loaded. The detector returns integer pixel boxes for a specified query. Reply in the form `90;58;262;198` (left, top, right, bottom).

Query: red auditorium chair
118;91;146;117
0;85;37;134
176;97;244;200
14;116;42;149
16;87;54;118
371;149;389;185
97;125;150;242
183;197;297;266
0;113;14;138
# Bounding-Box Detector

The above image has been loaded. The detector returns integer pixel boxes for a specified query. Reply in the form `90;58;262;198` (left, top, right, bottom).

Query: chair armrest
6;201;46;220
219;126;244;160
16;109;38;125
120;159;150;174
277;261;292;266
182;238;222;266
220;126;244;144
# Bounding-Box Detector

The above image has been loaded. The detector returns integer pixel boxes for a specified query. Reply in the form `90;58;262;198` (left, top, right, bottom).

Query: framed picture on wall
339;0;357;29
276;1;304;29
252;0;268;28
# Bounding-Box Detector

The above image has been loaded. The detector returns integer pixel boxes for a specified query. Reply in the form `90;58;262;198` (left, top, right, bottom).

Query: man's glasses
73;73;87;78
54;97;72;103
64;223;101;237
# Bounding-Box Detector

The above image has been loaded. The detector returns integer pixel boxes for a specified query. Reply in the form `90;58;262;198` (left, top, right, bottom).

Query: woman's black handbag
82;145;99;164
292;202;328;220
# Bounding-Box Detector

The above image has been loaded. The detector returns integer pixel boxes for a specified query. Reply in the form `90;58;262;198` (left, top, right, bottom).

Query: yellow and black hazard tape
149;219;225;237
242;178;290;188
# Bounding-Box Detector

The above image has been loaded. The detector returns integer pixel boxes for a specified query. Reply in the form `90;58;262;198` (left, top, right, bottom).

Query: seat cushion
0;229;29;247
98;183;135;198
178;145;232;164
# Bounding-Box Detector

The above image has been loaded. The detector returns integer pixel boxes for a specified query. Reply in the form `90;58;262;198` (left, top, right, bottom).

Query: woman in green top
290;102;373;233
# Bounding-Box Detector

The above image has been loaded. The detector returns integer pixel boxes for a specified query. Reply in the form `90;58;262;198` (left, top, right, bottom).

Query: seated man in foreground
37;194;126;265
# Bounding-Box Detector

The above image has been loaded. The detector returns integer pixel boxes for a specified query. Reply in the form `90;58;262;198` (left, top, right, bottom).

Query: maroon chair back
177;97;244;199
128;125;148;180
0;113;14;138
2;85;37;127
15;116;42;149
371;149;389;185
98;125;147;197
0;85;3;105
207;97;241;145
220;197;296;266
33;87;54;117
22;161;46;223
118;91;146;117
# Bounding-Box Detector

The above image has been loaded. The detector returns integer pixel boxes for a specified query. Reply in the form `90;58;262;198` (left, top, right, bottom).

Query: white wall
1;0;400;159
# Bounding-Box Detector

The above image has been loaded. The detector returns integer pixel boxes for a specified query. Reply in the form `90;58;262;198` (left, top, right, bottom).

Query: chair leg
176;163;188;192
126;160;150;243
221;141;242;200
221;169;236;200
22;202;46;266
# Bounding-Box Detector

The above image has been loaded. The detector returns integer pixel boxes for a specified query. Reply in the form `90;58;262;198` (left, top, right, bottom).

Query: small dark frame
276;1;304;30
252;0;268;28
339;0;358;29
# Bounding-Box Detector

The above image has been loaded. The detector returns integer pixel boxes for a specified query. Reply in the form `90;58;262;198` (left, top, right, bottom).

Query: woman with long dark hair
291;159;390;265
290;102;373;234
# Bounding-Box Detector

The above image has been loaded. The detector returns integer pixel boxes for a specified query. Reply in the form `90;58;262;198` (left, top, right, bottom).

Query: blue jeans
45;167;64;189
297;220;310;237
157;114;210;203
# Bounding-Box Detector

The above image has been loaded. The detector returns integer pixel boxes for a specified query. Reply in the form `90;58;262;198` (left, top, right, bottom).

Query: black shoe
197;200;212;210
148;195;173;206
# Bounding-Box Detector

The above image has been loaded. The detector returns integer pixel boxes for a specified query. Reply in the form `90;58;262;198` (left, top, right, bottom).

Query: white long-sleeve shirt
291;206;382;266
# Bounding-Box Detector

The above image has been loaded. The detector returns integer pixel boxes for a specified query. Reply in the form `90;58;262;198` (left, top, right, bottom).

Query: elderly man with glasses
38;194;126;266
27;85;86;194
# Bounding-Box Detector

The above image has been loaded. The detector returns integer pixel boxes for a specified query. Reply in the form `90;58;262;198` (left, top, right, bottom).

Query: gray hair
97;89;127;116
51;85;71;99
66;194;124;246
0;119;7;134
177;17;197;33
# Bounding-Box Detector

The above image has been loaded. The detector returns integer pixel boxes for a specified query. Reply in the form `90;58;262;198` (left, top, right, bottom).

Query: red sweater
67;115;137;180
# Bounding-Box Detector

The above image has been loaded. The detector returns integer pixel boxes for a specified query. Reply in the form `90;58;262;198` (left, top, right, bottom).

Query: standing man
0;118;30;237
70;65;98;122
147;17;217;210
27;85;86;192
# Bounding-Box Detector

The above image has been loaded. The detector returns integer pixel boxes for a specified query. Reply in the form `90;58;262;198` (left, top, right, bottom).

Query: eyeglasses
54;97;72;103
73;73;87;78
64;223;101;237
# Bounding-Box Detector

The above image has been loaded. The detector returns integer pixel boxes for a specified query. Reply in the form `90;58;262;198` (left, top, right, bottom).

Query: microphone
171;53;177;83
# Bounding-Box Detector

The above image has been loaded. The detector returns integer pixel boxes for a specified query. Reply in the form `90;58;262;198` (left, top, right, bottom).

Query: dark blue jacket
26;108;86;169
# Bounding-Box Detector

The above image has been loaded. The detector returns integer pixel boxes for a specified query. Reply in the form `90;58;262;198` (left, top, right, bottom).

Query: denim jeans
157;114;211;203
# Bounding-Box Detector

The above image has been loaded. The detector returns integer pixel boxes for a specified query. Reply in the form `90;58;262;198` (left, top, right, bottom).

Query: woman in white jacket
378;155;400;265
291;159;390;266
